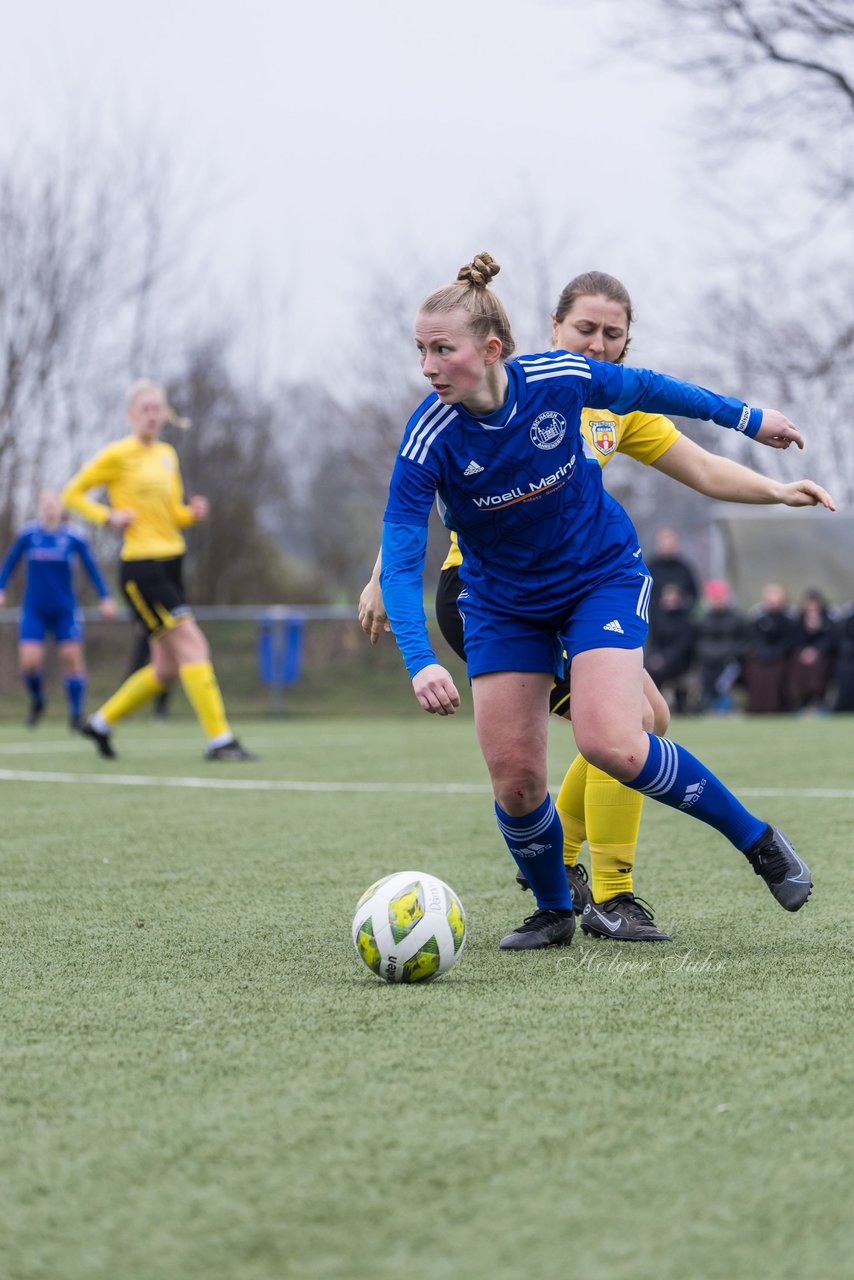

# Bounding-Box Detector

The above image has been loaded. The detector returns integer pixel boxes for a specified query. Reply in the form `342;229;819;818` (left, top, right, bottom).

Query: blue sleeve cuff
380;522;437;679
740;407;763;438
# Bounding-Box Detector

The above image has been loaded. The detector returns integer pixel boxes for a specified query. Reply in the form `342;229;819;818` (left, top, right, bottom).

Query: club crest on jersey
530;411;566;451
592;419;617;455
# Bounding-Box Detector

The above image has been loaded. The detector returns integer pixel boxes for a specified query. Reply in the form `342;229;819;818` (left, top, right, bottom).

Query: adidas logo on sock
679;778;706;810
516;842;547;859
603;619;625;634
463;460;484;475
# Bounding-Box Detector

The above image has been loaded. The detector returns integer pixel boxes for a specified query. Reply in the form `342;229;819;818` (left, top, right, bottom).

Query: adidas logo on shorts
603;619;625;634
463;460;484;475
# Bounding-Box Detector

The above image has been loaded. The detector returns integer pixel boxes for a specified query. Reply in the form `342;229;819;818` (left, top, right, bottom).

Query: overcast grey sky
0;0;799;381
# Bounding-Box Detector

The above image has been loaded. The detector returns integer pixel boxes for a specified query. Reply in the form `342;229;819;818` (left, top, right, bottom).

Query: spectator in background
743;582;798;713
831;603;854;712
789;589;837;713
646;582;695;713
694;579;748;713
647;527;700;634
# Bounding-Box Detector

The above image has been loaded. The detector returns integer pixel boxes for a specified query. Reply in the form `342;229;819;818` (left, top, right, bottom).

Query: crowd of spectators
644;528;854;715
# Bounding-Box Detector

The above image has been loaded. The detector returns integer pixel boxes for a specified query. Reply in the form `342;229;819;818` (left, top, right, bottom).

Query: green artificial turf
1;713;852;1279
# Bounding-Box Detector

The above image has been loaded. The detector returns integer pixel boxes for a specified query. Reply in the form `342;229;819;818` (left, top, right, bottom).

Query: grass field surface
2;711;852;1279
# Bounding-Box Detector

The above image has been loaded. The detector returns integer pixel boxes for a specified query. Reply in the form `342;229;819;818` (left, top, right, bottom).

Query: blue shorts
19;605;84;644
457;571;652;679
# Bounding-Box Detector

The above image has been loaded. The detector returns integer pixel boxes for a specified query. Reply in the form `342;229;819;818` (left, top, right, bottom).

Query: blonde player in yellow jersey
359;270;832;940
61;379;256;761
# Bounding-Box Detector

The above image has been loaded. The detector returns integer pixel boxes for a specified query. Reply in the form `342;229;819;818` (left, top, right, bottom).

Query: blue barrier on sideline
257;612;305;689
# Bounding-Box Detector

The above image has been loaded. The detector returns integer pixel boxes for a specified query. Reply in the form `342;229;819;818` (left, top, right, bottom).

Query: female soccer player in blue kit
361;269;833;942
380;253;814;951
0;489;116;728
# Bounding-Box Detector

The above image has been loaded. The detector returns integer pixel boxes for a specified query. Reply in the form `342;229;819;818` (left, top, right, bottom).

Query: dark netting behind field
0;608;468;720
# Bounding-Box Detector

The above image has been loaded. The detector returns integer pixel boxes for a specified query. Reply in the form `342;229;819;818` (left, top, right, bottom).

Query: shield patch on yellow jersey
592;420;617;455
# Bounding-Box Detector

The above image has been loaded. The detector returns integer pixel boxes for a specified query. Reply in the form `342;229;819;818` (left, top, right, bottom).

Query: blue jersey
0;522;110;613
382;351;760;676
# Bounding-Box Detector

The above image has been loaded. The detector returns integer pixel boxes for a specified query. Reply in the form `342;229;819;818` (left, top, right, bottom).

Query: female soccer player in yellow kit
61;379;256;761
359;271;832;940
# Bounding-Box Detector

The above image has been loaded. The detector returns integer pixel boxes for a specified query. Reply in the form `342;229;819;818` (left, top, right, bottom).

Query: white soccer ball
352;870;466;983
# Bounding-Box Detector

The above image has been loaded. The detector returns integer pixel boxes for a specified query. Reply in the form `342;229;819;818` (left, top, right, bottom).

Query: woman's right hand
358;576;390;644
412;664;460;715
107;509;135;530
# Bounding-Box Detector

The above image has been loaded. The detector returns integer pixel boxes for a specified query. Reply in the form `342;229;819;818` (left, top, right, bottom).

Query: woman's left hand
412;664;460;715
188;495;209;521
778;480;836;510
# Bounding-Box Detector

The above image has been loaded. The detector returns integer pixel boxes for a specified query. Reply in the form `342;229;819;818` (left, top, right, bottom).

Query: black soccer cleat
82;719;116;759
515;861;592;916
743;824;812;911
581;893;671;941
26;701;45;728
205;738;258;762
499;908;576;951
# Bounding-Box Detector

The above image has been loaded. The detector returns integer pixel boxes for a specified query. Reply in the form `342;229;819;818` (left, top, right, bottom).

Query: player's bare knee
490;760;547;814
576;735;641;783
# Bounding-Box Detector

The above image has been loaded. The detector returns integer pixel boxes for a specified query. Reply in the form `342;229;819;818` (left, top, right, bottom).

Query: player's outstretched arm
652;437;835;508
412;664;460;716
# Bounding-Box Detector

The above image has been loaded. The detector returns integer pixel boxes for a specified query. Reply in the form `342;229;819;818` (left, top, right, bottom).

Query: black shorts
435;566;466;661
434;563;572;717
120;557;193;638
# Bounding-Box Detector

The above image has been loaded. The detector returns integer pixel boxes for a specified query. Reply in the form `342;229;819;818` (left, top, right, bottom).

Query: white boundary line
0;767;852;799
0;768;487;793
0;739;200;756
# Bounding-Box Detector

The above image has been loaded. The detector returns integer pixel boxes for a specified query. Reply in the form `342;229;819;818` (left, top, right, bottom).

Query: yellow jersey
61;436;196;562
440;407;680;571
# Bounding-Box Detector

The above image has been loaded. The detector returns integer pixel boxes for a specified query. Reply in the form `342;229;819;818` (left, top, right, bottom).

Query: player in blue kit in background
0;489;116;728
380;252;815;951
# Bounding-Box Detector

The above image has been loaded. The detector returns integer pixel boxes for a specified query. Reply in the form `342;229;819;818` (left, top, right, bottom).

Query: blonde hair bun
456;252;500;289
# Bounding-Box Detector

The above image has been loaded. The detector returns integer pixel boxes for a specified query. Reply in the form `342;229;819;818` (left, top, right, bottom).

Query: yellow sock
555;754;588;866
99;664;166;726
179;661;230;741
585;765;643;902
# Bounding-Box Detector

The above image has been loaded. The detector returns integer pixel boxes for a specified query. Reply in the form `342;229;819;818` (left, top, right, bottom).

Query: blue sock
64;675;86;720
24;671;44;707
628;733;766;852
494;795;573;910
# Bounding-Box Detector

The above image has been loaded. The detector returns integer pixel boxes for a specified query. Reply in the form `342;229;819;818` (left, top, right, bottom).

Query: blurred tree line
0;123;384;605
599;0;854;576
0;130;566;606
1;1;851;608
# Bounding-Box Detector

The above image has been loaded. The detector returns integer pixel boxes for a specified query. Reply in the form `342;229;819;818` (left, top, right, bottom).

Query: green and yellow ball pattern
351;870;466;984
